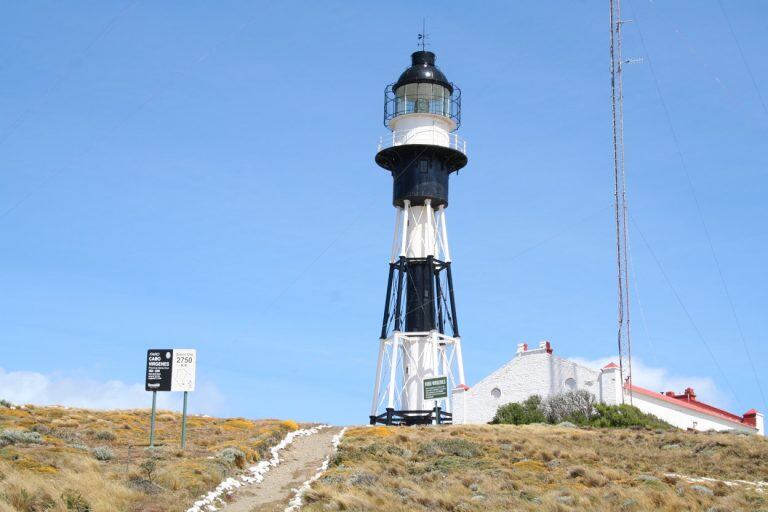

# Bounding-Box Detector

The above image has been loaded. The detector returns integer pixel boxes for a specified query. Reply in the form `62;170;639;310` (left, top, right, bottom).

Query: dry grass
303;424;768;512
0;404;299;511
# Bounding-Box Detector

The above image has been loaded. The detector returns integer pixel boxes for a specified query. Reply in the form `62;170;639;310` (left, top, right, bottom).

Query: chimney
743;409;758;428
684;388;696;401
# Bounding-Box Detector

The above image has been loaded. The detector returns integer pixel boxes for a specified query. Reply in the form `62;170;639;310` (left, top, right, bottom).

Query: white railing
377;129;467;155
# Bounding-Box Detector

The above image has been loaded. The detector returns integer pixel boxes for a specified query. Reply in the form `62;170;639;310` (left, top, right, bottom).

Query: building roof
627;383;756;430
603;362;619;369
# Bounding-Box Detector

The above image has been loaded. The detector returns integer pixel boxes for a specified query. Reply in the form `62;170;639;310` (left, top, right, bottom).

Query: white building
452;341;764;436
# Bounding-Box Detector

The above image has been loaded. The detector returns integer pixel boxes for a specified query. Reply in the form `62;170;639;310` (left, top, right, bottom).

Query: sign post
181;391;188;449
149;391;157;447
145;349;197;448
423;377;448;425
172;349;196;449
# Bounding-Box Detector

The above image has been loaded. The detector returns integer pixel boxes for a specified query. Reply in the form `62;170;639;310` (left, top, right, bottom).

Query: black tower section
371;50;467;426
405;260;434;331
376;144;467;208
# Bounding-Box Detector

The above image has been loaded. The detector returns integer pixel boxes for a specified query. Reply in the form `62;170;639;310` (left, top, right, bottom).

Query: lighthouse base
369;331;465;425
369;407;453;426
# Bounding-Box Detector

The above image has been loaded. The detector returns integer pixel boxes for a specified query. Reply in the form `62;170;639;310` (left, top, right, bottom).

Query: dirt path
223;426;342;512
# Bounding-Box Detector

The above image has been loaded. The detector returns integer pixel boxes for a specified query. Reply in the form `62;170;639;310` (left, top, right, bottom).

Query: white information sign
171;349;196;392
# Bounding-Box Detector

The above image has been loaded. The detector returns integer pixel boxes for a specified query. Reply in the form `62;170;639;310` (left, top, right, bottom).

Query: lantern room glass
395;83;451;118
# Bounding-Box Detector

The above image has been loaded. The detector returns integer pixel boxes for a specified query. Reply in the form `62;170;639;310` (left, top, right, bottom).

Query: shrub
92;446;114;461
51;428;82;443
542;390;596;425
31;424;51;434
92;430;116;441
61;489;92;512
0;399;12;408
589;403;671;429
491;391;673;430
0;428;43;445
217;447;246;468
491;395;545;425
139;459;158;483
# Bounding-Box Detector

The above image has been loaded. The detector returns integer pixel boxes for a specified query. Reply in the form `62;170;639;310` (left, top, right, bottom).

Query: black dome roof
393;51;453;93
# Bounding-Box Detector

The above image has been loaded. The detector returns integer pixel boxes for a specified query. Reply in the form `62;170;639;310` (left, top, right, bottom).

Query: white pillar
402;336;420;410
455;338;466;385
406;205;437;259
370;339;385;416
441;345;450;412
399;200;410;257
387;335;400;409
390;207;403;263
438;205;451;262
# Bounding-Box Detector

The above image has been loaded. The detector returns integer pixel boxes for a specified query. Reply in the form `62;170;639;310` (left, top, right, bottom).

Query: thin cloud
0;367;227;415
569;356;735;411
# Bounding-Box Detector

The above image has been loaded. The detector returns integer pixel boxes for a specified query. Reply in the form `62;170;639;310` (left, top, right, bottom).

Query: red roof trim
627;384;755;429
603;362;619;369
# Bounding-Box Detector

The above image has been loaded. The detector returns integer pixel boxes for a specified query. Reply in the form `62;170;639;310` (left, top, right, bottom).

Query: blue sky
0;1;766;425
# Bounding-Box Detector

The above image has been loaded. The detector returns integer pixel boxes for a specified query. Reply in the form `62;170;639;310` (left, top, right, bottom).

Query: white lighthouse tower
369;48;468;425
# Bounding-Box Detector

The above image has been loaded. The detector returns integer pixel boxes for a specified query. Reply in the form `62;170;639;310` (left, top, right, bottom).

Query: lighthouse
369;48;468;425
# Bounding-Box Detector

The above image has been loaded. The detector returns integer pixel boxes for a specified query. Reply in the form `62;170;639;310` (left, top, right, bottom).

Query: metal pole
445;263;460;337
149;391;157;448
427;255;436;329
380;263;396;339
400;200;409;257
181;391;188;450
435;268;445;334
387;334;400;409
393;257;406;332
370;339;385;417
438;205;451;262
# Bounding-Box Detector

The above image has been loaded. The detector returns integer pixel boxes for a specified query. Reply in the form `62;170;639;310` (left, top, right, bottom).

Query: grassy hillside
4;403;767;512
304;424;768;512
0;402;298;511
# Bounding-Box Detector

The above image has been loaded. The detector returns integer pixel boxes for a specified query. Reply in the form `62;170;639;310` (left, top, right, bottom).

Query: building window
491;387;501;399
564;378;577;391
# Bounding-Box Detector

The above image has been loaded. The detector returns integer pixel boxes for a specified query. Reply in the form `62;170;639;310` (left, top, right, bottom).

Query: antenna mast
609;0;633;403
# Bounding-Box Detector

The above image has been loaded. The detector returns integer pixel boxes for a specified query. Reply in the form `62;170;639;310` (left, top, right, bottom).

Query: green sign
423;377;448;400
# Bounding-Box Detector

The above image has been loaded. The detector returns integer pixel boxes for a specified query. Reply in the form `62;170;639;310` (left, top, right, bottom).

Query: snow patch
186;425;330;512
284;427;347;512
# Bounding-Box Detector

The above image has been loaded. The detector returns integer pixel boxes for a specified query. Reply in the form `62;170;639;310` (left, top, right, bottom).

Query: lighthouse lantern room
370;49;469;426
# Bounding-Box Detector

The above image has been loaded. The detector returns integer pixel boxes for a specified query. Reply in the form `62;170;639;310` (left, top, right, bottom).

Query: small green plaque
423;377;448;400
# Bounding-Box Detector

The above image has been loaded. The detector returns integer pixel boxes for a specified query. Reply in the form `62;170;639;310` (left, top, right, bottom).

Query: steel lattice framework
610;0;633;403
